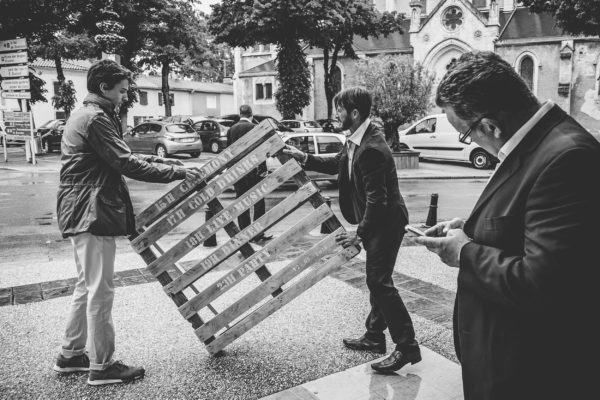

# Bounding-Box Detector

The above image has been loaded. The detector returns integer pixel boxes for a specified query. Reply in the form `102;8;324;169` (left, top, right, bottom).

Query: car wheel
156;145;168;158
189;152;200;158
471;149;491;169
210;141;221;153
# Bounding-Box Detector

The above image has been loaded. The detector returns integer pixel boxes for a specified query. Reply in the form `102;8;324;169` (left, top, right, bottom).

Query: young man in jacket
53;59;200;385
284;87;420;373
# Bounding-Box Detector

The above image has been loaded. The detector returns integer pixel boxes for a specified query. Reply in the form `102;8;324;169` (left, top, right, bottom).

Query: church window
442;7;463;31
519;56;534;90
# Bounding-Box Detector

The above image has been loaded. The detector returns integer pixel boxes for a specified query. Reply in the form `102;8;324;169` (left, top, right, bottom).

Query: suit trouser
60;233;116;371
363;229;416;350
234;176;266;230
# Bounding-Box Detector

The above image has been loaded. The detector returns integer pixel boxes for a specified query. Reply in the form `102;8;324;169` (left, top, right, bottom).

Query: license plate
181;138;194;143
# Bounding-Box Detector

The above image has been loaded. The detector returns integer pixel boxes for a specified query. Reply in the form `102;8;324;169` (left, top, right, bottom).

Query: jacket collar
467;105;567;221
84;93;117;115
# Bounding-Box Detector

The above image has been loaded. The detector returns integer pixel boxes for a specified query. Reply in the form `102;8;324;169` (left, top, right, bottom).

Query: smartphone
405;224;426;237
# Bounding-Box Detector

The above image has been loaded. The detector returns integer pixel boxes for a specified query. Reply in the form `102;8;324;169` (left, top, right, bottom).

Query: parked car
217;114;294;134
124;121;202;158
266;132;346;183
398;113;497;169
316;118;343;133
160;115;207;125
190;118;230;153
38;119;65;153
279;119;323;133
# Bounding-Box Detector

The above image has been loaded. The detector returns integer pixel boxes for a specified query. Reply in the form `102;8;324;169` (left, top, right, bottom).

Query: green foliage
356;55;435;151
52;80;77;118
520;0;600;37
275;42;312;119
28;73;48;105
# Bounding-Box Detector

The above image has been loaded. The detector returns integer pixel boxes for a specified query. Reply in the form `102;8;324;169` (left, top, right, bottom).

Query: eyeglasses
459;116;484;144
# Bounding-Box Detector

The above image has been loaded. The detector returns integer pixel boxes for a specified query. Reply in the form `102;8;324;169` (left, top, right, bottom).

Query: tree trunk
161;59;172;117
54;55;65;83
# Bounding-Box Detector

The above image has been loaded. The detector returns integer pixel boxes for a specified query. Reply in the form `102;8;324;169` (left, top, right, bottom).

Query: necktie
347;141;355;180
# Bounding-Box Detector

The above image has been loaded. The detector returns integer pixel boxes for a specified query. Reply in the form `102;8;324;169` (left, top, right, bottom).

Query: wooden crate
128;119;360;355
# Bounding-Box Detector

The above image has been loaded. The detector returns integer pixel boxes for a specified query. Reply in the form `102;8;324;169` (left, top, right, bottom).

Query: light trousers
60;233;116;370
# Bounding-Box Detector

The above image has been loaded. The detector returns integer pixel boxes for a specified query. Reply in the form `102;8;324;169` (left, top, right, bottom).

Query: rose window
443;7;463;31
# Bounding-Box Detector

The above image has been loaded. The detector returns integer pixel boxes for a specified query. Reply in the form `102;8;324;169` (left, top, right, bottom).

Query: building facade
0;59;235;128
233;0;600;134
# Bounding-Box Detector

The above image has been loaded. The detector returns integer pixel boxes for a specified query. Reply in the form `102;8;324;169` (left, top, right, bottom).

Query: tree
209;0;315;118
308;1;404;118
520;0;600;37
137;1;209;116
356;55;435;151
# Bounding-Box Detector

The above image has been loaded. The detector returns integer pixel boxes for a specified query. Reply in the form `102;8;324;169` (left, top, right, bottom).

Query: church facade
233;0;600;134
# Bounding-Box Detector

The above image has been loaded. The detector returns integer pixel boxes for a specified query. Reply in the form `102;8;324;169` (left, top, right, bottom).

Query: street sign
0;65;29;78
0;52;28;65
0;38;27;52
3;111;31;135
1;78;30;91
1;91;31;99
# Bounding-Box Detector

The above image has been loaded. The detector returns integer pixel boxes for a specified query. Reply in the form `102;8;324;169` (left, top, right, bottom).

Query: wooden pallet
128;119;360;355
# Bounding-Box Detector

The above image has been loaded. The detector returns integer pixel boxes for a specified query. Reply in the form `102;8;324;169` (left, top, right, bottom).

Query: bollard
203;206;217;247
423;193;438;229
320;196;333;234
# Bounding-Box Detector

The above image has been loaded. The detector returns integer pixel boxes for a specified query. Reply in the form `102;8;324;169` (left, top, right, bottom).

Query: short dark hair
333;87;372;120
87;59;131;95
436;51;539;121
239;104;253;118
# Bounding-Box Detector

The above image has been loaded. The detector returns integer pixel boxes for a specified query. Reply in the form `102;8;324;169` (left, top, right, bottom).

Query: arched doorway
423;39;472;83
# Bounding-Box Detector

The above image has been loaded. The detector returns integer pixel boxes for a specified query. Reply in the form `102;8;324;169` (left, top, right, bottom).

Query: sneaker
87;360;145;386
53;353;90;373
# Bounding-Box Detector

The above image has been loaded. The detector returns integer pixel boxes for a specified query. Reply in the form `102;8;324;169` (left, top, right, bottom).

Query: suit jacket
305;123;408;239
227;119;265;180
457;105;600;399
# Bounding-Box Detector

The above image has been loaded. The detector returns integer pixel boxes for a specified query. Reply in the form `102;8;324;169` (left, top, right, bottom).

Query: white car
266;132;346;183
280;119;323;133
398;114;497;169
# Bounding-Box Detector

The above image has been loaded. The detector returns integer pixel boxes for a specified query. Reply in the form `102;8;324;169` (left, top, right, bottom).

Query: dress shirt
346;118;371;179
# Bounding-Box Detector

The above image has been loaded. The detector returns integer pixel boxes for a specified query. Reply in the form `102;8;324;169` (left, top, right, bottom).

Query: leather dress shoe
371;347;422;374
343;335;386;354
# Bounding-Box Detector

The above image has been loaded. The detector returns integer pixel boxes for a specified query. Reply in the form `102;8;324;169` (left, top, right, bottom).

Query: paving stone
416;305;453;322
392;272;414;284
41;278;77;291
396;288;422;304
12;283;42;294
411;283;456;306
0;296;12;307
344;276;366;290
115;269;144;279
43;286;74;300
13;291;43;304
397;278;428;291
432;312;454;330
0;287;12;297
113;279;124;287
121;275;150;286
406;297;438;313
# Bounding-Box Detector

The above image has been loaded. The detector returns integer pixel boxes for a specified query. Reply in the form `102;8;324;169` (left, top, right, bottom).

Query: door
406;118;438;158
431;116;466;160
193;121;216;150
127;124;149;152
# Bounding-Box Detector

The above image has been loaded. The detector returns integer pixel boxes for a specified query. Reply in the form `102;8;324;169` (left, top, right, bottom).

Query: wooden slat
132;134;285;253
178;204;333;319
135;120;277;230
195;227;344;341
205;244;360;355
164;181;319;295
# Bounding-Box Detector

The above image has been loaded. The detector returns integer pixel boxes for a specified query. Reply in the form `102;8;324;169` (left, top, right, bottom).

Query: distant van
398;114;497;169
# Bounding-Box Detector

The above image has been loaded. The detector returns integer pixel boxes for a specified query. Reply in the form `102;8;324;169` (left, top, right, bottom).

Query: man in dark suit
417;51;600;399
227;104;272;242
284;87;421;373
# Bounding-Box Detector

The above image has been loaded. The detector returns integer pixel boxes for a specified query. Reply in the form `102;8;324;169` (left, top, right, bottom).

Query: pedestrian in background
417;51;600;399
284;87;421;373
227;104;272;242
54;59;201;385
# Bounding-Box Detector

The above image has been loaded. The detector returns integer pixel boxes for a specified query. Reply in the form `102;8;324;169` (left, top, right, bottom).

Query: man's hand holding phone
413;218;470;268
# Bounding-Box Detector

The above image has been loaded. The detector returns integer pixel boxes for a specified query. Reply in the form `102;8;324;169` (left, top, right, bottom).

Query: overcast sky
196;0;220;14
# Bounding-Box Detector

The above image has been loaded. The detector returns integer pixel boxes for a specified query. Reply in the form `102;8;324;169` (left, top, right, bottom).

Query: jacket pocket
93;191;127;235
481;215;523;252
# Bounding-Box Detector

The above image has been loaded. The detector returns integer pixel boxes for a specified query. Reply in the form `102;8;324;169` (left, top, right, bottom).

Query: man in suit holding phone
284;87;420;373
417;51;600;399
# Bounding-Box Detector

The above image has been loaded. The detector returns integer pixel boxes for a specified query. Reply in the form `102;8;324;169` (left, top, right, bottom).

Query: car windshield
39;120;59;129
304;121;321;128
166;124;195;134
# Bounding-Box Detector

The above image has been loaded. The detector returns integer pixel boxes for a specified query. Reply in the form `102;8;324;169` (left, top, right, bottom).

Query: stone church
232;0;600;134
